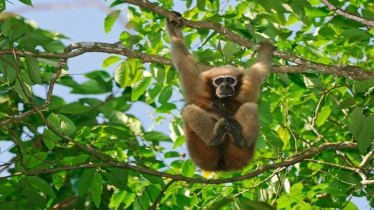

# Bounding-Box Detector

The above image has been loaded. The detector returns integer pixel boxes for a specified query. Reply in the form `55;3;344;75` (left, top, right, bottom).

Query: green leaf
42;129;57;150
43;40;65;53
24;54;42;84
347;107;363;140
78;169;95;198
209;197;235;210
71;154;90;165
357;115;374;153
131;74;152;101
19;32;54;47
142;173;165;186
47;113;76;135
14;79;32;102
173;135;185;149
109;190;126;209
338;98;357;109
355;79;374;92
222;41;240;60
181;159;195;177
26;176;56;198
0;0;5;10
155;103;177;113
102;56;122;68
19;0;33;6
24;189;46;208
166;67;176;83
0;55;17;82
316;106;331;126
150;64;166;83
164;151;180;158
52;171;66;190
114;61;130;87
305;7;329;17
105;10;121;33
146;83;162;104
158;85;173;104
110;167;129;190
143;131;172;142
91;172;103;208
121;191;136;209
1;18;27;41
60;102;91;114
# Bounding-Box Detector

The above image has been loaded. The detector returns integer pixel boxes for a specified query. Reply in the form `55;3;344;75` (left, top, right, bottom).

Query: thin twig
151;180;176;210
320;0;374;28
0;142;359;184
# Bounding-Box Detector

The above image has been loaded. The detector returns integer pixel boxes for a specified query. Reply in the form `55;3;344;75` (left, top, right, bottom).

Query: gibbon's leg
166;12;205;103
234;102;260;148
182;104;219;146
237;41;275;103
223;142;256;171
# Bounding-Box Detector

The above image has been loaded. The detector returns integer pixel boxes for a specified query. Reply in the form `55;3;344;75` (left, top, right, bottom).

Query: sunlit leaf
102;55;122;68
104;10;121;33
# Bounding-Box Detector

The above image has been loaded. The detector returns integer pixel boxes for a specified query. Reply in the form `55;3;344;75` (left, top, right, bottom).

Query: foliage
0;0;374;209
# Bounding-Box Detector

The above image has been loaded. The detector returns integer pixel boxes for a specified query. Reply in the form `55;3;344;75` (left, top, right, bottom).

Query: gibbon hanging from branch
166;12;275;172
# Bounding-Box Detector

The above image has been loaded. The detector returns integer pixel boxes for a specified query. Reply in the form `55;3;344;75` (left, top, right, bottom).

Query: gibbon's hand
167;11;183;28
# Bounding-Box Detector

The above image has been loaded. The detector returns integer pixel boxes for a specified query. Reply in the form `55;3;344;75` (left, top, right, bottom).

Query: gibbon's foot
210;117;246;148
210;123;226;147
167;11;183;28
223;117;246;148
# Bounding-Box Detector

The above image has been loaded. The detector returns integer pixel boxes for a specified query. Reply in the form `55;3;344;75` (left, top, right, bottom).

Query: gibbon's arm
237;41;275;103
166;13;203;103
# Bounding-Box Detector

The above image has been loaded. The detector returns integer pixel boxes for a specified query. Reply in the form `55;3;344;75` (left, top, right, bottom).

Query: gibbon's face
212;75;238;98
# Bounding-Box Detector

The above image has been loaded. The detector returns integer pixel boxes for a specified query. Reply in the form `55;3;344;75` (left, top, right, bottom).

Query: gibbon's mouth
217;85;235;98
216;91;235;98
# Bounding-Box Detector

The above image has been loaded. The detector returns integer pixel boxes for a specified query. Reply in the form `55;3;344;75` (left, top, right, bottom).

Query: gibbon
166;12;275;172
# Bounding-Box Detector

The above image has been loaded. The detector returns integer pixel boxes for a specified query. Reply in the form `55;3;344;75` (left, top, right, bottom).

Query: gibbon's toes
167;11;183;27
222;117;246;148
233;136;246;148
210;128;226;147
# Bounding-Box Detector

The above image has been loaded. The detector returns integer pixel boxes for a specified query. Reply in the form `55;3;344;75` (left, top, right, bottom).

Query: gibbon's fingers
211;118;226;146
182;104;217;146
234;102;260;148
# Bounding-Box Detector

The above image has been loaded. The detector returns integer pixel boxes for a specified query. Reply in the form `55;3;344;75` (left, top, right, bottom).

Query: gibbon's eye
226;77;237;86
213;77;225;86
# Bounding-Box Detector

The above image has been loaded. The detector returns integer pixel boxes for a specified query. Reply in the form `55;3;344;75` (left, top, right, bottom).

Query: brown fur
166;14;275;171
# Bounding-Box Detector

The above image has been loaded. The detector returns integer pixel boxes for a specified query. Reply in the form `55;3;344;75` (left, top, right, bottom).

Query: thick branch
121;0;374;80
320;0;374;29
1;44;374;80
0;142;361;184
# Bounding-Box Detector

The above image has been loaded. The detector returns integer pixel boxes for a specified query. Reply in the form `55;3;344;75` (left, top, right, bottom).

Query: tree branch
121;0;374;80
320;0;374;29
0;43;374;80
0;142;362;184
